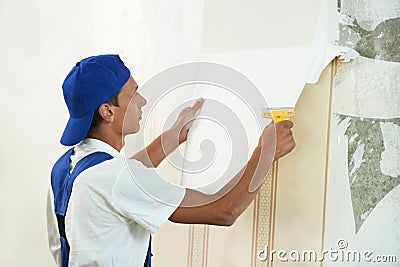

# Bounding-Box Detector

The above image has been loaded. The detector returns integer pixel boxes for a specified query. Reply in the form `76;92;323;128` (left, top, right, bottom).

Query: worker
46;54;295;266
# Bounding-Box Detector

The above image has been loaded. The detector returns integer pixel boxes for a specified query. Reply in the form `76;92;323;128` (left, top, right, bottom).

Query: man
47;54;295;266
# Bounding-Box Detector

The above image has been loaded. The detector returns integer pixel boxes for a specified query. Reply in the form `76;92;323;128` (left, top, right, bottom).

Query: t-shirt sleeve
46;188;62;266
111;160;186;233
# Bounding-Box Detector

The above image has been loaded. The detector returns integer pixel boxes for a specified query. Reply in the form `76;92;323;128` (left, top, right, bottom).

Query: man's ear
97;103;115;122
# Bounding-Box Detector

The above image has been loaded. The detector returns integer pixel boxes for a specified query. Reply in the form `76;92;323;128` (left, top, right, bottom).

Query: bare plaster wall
324;0;400;265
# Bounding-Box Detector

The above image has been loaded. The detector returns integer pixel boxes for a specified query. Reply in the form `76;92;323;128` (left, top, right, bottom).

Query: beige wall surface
271;61;335;267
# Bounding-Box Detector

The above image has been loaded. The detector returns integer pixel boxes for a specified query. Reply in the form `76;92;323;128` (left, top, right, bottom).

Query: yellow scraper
262;107;295;123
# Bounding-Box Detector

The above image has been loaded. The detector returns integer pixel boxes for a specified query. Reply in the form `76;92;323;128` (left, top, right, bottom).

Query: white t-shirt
46;138;186;266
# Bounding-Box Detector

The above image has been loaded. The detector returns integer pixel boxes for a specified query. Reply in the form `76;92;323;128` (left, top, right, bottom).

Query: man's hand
259;120;295;161
170;98;204;144
131;98;204;168
273;120;295;160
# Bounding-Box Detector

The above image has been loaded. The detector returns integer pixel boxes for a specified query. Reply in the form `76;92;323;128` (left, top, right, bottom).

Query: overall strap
51;149;113;267
143;235;152;267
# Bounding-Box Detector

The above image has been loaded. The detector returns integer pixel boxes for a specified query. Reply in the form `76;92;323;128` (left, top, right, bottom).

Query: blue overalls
51;148;152;267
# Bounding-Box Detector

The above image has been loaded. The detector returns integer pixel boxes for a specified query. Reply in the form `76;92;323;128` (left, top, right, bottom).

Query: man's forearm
171;144;274;226
133;98;203;168
130;129;180;168
171;121;295;226
209;121;293;223
217;144;274;220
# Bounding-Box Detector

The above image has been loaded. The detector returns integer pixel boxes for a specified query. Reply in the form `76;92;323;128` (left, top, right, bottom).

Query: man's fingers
181;98;204;116
179;98;204;129
271;119;296;160
276;119;294;129
190;98;204;113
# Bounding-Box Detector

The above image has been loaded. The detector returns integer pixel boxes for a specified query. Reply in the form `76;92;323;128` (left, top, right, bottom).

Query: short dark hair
86;90;121;135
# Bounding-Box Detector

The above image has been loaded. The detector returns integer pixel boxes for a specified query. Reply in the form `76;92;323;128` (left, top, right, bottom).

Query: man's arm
131;97;295;226
130;129;180;168
169;120;295;226
131;98;204;167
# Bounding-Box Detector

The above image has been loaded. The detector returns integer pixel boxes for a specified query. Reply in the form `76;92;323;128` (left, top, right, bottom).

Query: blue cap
60;54;130;146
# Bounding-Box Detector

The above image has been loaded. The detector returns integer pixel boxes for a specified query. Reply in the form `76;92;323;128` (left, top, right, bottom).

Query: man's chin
123;127;140;136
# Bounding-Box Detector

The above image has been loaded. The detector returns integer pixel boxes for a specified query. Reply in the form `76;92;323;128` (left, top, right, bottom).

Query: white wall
0;0;150;265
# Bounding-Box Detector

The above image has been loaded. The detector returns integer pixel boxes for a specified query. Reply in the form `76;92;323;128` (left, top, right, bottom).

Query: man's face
114;75;147;135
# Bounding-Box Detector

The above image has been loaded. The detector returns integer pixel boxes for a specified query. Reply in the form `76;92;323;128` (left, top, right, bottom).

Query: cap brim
60;113;94;146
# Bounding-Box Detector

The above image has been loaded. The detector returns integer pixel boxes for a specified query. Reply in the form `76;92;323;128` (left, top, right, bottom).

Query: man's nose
139;94;147;107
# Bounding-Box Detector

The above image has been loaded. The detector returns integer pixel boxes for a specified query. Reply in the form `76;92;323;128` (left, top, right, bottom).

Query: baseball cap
60;54;130;146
